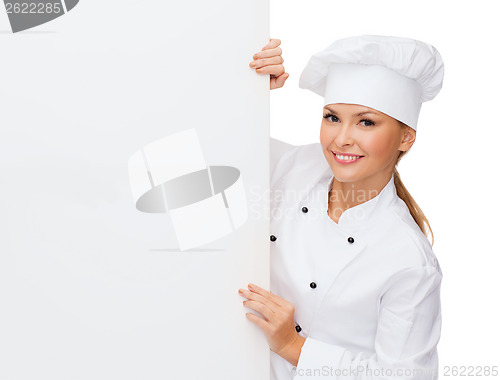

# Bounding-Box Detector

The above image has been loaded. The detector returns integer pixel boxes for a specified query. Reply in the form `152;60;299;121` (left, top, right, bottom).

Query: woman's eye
360;119;375;127
323;114;339;123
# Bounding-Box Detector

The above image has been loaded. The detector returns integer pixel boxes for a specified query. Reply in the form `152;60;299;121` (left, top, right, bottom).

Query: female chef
238;35;444;380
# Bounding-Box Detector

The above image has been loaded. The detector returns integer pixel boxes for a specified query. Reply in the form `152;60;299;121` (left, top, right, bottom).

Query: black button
301;206;308;213
270;235;277;242
348;237;354;244
295;325;302;332
310;282;317;289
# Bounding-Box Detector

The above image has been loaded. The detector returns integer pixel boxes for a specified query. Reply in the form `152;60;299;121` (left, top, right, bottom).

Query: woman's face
320;103;415;185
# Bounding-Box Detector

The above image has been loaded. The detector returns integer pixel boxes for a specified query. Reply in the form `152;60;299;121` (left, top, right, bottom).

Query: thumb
273;73;289;89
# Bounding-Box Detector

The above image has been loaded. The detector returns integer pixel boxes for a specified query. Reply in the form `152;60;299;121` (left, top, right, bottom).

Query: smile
332;151;364;164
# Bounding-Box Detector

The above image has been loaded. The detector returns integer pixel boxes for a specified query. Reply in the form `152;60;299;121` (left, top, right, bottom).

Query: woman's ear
399;126;416;152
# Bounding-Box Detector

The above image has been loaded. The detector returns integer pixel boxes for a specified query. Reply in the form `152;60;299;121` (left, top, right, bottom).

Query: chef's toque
298;34;445;130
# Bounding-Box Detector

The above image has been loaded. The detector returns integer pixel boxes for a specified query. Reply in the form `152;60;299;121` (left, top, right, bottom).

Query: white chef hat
298;34;445;130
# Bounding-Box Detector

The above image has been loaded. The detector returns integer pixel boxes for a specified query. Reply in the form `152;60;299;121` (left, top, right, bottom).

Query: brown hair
394;122;434;246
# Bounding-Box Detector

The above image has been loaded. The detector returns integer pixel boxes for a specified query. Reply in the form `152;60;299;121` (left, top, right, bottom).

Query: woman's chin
331;169;364;184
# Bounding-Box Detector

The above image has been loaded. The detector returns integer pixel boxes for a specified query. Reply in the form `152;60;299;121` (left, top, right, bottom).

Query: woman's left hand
238;283;303;361
250;38;289;90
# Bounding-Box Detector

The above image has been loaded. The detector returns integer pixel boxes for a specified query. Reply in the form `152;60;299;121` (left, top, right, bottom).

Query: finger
246;312;270;331
240;288;278;310
253;46;282;60
262;38;281;50
250;55;284;70
271;73;289;89
248;284;284;307
255;64;285;77
243;300;275;322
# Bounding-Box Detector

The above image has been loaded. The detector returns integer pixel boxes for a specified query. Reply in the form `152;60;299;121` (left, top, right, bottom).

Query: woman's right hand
249;38;289;90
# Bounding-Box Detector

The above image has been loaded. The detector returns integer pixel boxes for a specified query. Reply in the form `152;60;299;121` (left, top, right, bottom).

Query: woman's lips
332;151;364;164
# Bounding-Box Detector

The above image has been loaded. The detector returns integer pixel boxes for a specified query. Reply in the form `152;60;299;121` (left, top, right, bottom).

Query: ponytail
394;123;435;246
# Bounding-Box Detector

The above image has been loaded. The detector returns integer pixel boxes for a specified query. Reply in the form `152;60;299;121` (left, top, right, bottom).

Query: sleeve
270;136;296;179
294;265;443;380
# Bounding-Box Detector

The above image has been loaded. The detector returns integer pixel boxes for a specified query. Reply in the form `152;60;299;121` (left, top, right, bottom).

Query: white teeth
335;153;360;161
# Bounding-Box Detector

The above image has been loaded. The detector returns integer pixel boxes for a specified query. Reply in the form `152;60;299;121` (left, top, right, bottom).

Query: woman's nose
334;124;354;147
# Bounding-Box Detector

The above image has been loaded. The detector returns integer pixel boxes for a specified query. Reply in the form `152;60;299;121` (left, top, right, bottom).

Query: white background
269;0;500;376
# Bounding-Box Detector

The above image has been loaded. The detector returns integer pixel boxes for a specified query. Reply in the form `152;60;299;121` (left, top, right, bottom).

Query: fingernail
248;283;254;289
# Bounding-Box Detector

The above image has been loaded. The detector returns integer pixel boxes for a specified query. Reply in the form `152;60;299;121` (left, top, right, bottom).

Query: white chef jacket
269;138;443;380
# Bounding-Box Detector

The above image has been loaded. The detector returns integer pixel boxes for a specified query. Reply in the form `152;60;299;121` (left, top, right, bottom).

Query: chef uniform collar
319;169;398;236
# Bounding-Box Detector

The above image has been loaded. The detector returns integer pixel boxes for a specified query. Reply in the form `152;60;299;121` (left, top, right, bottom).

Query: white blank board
0;1;270;379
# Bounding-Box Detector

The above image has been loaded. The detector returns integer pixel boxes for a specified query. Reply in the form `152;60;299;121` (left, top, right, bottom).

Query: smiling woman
318;103;432;240
245;34;445;380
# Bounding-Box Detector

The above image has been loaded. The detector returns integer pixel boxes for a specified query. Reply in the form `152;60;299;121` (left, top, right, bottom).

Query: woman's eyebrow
356;111;379;116
323;107;379;117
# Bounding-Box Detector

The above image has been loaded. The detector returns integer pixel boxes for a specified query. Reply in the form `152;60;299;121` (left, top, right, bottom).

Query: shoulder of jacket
271;141;329;191
377;198;442;276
